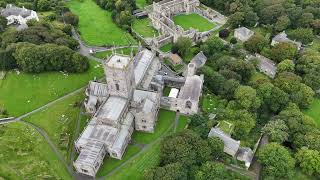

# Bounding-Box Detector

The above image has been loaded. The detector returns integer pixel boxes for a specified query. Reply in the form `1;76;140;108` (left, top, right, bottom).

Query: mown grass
67;0;136;46
108;141;161;180
304;98;320;128
136;0;147;8
173;13;216;32
177;115;188;132
0;122;71;180
23;91;85;161
132;109;175;144
0;61;103;117
160;43;172;52
97;145;141;177
201;93;220;113
132;18;159;37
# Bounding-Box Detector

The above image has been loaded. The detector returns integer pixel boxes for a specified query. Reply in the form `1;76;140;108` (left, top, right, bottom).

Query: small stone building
234;27;254;42
271;31;302;50
1;4;39;28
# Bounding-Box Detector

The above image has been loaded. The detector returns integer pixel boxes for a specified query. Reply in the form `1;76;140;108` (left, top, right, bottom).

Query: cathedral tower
104;54;135;99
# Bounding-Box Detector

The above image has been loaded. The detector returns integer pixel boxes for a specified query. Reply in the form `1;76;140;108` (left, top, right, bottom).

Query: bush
14;43;88;73
63;12;79;26
219;29;230;38
230;37;237;44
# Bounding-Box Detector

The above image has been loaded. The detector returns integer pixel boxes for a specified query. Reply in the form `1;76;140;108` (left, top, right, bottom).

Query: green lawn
108;141;161;180
132;18;159;38
67;0;136;46
201;93;220;113
23;91;85;161
173;13;216;32
304;98;320;128
136;0;147;8
163;86;171;97
217;121;234;135
0;61;104;117
132;109;176;144
0;122;71;179
164;58;184;72
177;116;188;132
97;145;141;177
94;47;138;59
160;43;172;52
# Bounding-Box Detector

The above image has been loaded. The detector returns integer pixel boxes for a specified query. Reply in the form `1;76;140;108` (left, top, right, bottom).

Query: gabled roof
208;127;240;157
1;4;33;18
178;75;203;101
234;27;254;37
191;51;207;68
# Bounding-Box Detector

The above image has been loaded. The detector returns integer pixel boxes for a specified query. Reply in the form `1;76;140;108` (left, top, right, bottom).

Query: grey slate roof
190;51;207;68
208;127;240;157
134;49;154;86
88;81;108;97
178;75;203;101
236;147;254;167
1;4;32;18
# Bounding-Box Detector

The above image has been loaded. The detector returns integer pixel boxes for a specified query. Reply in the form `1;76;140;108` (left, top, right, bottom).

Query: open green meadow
67;0;136;46
0;122;71;180
23;91;85;161
136;0;147;8
133;18;159;37
97;145;141;177
132;109;176;144
108;141;161;180
0;61;103;117
173;13;216;32
304;98;320;128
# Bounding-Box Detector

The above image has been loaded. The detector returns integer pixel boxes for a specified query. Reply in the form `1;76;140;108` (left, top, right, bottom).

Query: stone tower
104;54;135;99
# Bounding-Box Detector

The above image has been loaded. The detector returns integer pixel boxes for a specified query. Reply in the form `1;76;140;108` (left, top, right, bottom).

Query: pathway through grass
0;122;71;179
68;0;136;46
0;61;103;117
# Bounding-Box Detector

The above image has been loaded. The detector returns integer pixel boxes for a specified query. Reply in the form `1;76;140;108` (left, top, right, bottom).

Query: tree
295;148;320;176
288;28;314;44
175;37;192;58
257;143;295;179
243;11;259;27
37;0;51;11
270;42;297;63
0;45;17;70
312;19;320;34
297;13;314;28
219;29;230;38
275;15;290;32
262;120;289;143
200;37;224;57
244;34;269;53
227;12;244;28
160;130;211;167
0;16;7;32
207;137;224;159
63;12;79;26
234;86;261;111
144;162;188;180
277;59;295;73
195;162;230;180
232;109;256;139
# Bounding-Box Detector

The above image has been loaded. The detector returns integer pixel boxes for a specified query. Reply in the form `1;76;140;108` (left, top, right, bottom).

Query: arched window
185;101;192;109
115;83;120;91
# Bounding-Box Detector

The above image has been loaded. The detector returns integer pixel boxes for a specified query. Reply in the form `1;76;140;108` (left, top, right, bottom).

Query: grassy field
94;47;138;59
177;116;188;132
173;13;216;32
67;0;136;46
132;18;159;37
97;145;141;177
23;92;85;161
160;43;172;52
132;109;175;144
108;141;161;180
0;61;103;117
201;93;221;113
0;122;71;179
304;98;320;128
136;0;147;8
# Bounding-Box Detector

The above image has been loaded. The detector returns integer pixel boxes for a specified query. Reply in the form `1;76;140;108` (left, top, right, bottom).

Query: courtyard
173;13;216;32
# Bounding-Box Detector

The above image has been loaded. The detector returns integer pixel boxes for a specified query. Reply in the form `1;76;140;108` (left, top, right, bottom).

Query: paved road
71;28;138;62
0;117;17;124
